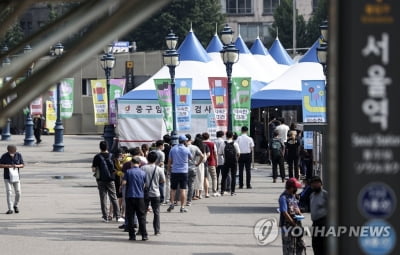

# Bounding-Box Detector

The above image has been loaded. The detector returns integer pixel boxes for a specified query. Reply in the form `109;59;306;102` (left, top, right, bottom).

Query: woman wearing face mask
310;176;328;255
0;145;25;214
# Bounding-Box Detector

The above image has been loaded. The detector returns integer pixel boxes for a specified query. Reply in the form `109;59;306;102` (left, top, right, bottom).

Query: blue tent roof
299;39;319;63
269;38;294;65
178;30;212;62
234;36;251;54
250;37;270;56
206;34;223;53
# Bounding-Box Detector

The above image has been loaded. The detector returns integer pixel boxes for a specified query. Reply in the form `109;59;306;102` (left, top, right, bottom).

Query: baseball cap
178;135;188;142
286;178;302;188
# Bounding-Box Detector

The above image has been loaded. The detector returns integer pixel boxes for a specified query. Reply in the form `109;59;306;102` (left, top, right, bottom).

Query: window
263;0;280;15
312;0;320;12
226;0;253;15
239;22;273;45
82;79;92;96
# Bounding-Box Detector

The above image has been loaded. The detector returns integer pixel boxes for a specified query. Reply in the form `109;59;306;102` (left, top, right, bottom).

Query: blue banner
301;80;326;122
175;78;193;131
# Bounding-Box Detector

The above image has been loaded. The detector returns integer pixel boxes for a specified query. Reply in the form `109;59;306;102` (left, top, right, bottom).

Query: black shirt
1;152;24;180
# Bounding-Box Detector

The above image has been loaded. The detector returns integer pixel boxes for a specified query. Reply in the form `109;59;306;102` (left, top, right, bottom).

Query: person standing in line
154;140;165;204
285;130;301;179
162;134;172;205
220;131;240;196
214;131;225;192
185;134;204;206
202;132;220;197
123;157;148;241
193;135;208;200
0;145;24;214
91;141;123;223
167;135;192;213
142;151;165;236
236;126;255;189
275;117;290;146
33;114;44;144
270;130;286;183
310;176;328;255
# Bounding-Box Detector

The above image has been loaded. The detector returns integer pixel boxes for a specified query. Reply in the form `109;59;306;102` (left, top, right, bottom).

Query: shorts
204;164;209;178
170;173;188;190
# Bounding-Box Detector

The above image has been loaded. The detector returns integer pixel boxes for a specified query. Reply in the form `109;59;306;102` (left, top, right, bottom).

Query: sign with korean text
208;77;228;132
336;0;399;254
175;78;192;131
109;79;126;125
301;80;326;122
59;78;74;119
45;100;56;133
154;79;173;132
30;97;43;115
231;77;251;134
90;79;108;125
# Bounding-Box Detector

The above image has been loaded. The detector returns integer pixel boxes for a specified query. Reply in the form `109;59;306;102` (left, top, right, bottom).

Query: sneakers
180;207;188;213
6;210;13;214
13;206;19;213
186;202;192;207
167;204;175;212
142;236;148;241
102;217;109;223
231;192;237;196
212;192;220;197
117;217;125;223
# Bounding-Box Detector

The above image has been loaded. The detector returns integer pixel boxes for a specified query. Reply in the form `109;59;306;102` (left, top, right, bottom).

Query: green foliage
0;22;24;49
124;0;225;50
269;0;327;50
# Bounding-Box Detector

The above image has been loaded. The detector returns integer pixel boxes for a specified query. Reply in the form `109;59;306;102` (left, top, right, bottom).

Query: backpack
97;153;115;181
224;141;237;163
271;139;283;157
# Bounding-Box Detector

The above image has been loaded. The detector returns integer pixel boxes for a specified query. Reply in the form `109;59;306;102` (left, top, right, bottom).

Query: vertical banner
125;61;134;92
60;78;74;119
45;100;56;133
336;1;399;254
301;80;326;122
231;77;251;134
175;78;192;131
30;97;43;115
90;80;108;125
208;77;228;132
154;79;173;132
109;79;126;125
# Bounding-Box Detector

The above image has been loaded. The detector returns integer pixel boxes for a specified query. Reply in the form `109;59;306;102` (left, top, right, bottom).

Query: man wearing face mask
279;177;305;255
310;176;328;255
0;145;24;214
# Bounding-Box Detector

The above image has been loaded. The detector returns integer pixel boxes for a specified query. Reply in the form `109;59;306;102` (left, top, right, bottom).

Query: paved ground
0;135;313;255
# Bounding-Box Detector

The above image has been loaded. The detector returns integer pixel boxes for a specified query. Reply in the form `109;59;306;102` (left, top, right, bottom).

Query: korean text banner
109;79;126;124
175;78;192;131
30;97;43;115
154;78;173;132
91;79;108;125
60;78;74;119
231;77;251;134
301;80;326;122
208;77;228;132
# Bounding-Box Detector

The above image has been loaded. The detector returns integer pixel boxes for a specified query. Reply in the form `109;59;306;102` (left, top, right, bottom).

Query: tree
0;22;24;49
124;0;225;51
305;0;328;46
269;0;311;50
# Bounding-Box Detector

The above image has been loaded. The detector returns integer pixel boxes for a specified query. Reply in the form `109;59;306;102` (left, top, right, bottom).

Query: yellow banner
91;80;108;125
46;100;56;133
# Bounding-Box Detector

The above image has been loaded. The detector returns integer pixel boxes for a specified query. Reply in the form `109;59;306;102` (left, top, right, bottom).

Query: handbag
144;166;157;200
9;168;19;183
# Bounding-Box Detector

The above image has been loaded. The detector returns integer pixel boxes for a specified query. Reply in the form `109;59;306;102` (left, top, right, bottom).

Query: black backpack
98;153;115;181
271;139;283;157
224;141;237;163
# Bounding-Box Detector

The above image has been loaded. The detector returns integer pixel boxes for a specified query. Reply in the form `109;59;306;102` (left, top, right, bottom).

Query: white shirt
236;134;254;154
275;124;290;143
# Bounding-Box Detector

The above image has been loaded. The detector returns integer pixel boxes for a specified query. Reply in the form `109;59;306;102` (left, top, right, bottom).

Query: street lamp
317;20;328;76
23;44;36;146
100;49;116;151
53;42;65;152
220;24;239;132
162;30;180;145
1;45;11;141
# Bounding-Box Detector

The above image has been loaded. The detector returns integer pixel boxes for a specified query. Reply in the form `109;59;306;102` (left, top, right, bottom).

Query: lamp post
162;30;180;145
220;24;239;132
23;44;36;146
100;49;116;151
1;45;11;141
53;42;65;152
317;20;328;76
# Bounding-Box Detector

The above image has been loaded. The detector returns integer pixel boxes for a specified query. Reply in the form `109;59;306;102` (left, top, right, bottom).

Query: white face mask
9;154;15;157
